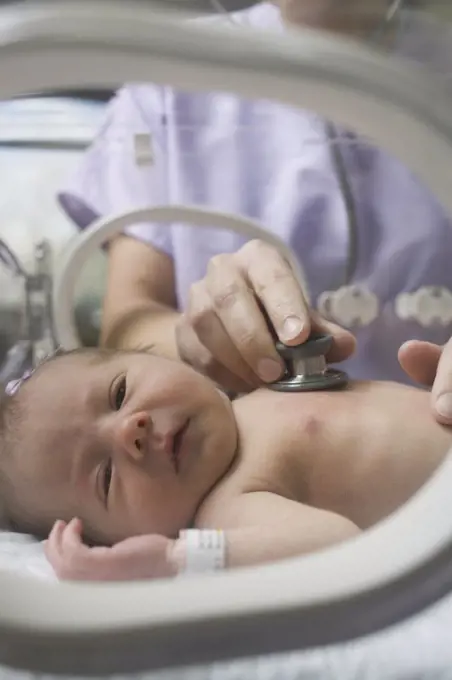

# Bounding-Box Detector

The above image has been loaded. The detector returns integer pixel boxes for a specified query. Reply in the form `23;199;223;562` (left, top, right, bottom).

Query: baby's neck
228;388;311;499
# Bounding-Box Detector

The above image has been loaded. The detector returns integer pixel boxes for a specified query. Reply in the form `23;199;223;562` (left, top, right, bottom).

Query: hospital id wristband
174;529;226;574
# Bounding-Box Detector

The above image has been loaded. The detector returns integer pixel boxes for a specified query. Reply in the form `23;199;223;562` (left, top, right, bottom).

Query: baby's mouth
171;420;190;472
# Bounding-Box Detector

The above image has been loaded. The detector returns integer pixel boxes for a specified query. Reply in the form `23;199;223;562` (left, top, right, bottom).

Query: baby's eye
103;459;113;501
114;377;127;410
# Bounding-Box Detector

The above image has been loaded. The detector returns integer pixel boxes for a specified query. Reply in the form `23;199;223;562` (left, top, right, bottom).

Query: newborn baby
0;347;450;581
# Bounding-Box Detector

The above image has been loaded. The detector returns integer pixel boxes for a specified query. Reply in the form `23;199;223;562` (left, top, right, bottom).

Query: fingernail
435;393;452;420
257;358;283;383
282;316;304;342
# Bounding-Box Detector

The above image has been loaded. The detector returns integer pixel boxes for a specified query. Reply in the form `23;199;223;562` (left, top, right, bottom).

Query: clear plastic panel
1;1;452;677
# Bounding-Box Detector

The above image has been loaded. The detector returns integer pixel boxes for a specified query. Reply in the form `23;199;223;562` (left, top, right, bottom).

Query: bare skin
99;4;395;393
201;381;451;532
4;350;449;580
100;0;380;394
277;0;389;36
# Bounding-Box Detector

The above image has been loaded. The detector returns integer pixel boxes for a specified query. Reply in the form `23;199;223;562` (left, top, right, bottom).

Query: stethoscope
151;1;404;395
326;0;404;291
3;2;452;676
111;0;405;394
278;0;404;394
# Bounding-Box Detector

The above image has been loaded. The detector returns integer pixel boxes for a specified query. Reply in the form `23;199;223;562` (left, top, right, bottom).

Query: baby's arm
193;491;360;569
46;496;359;581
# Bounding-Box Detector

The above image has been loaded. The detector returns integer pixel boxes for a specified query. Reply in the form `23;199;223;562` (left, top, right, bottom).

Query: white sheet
0;531;451;680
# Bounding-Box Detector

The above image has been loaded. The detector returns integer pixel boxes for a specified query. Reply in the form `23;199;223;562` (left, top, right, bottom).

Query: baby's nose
117;411;150;461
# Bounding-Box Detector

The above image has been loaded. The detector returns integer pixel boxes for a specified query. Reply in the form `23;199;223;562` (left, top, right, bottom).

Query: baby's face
14;351;237;544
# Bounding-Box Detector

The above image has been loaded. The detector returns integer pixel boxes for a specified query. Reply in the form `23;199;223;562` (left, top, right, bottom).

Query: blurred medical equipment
0;96;106;389
0;238;54;388
53;205;308;349
2;0;452;678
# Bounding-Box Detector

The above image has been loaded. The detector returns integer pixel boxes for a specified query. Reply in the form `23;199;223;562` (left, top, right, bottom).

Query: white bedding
0;531;451;680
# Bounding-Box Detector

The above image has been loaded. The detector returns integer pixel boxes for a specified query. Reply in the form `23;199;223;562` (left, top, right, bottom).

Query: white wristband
176;529;226;574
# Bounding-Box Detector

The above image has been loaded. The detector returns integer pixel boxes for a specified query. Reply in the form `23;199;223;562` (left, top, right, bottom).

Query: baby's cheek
122;478;187;538
160;365;208;402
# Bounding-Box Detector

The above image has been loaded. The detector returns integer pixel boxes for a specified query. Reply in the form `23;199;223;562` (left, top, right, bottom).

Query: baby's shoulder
194;455;248;529
194;492;237;531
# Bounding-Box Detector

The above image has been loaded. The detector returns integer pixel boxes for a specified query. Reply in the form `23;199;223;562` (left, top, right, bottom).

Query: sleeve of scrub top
57;84;172;257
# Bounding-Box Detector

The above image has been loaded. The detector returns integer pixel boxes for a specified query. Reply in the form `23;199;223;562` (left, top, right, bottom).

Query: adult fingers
184;281;271;386
431;338;452;424
398;340;442;387
237;239;311;346
177;313;256;392
398;339;452;426
204;254;285;382
310;311;356;363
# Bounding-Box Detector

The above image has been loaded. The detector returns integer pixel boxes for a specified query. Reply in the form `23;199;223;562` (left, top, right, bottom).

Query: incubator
2;0;452;677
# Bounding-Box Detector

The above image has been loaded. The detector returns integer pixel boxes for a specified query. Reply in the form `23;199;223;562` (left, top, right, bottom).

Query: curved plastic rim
0;1;451;676
53;206;309;349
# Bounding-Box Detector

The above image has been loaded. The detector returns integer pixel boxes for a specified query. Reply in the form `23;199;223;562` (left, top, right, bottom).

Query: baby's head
0;349;237;545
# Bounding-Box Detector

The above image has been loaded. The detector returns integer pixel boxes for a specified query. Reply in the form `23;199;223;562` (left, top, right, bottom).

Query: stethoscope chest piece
269;332;349;392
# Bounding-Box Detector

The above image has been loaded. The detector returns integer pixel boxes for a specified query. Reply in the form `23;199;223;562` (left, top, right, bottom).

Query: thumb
398;340;442;387
311;311;356;364
431;338;452;425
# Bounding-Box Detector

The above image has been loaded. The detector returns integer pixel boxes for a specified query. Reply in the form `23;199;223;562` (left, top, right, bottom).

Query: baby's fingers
45;520;71;575
45;520;67;560
60;517;85;555
46;518;94;579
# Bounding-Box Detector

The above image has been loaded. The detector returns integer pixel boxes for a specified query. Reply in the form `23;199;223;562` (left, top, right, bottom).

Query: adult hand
176;240;356;393
45;518;177;582
399;339;452;425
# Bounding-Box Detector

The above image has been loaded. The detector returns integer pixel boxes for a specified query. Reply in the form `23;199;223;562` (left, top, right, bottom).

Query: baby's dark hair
0;346;121;539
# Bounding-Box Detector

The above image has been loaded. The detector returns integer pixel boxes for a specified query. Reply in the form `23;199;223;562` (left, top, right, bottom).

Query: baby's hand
44;518;178;582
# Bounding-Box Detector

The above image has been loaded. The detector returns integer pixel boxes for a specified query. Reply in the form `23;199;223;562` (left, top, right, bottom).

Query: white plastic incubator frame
2;1;452;676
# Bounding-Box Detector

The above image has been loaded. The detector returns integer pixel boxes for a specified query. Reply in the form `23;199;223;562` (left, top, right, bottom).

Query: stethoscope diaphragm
269;332;349;392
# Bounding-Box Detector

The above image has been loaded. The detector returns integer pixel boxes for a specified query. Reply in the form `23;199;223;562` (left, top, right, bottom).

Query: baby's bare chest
210;401;312;508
